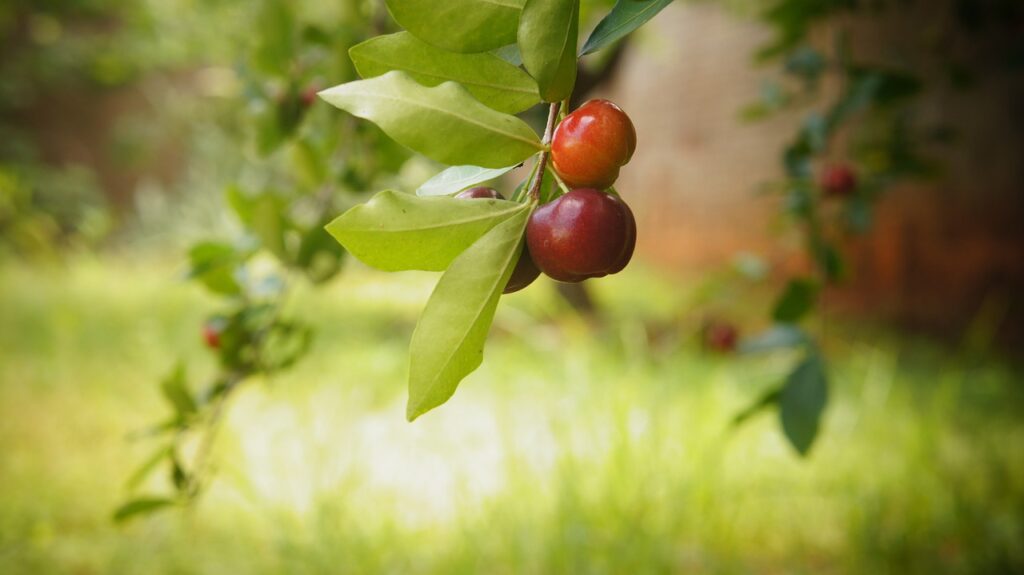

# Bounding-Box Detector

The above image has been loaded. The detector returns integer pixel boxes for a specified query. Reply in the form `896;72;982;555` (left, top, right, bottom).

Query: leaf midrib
336;85;543;150
358;53;538;96
412;217;525;414
589;0;671;47
341;203;526;234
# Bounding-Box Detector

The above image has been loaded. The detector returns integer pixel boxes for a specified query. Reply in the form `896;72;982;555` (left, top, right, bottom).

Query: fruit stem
528;101;562;202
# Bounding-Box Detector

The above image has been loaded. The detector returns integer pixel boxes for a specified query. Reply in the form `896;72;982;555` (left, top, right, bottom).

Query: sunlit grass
0;257;1022;574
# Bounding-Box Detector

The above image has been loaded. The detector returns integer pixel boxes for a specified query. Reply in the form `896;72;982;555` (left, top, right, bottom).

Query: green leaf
407;206;531;421
519;0;579;102
772;278;819;323
738;325;808;354
416;165;519;197
732;388;781;426
580;0;675;56
160;364;196;419
112;497;177;524
350;32;540;114
187;241;245;296
326;190;526;272
320;72;543;168
779;353;828;456
385;0;526;53
124;445;171;491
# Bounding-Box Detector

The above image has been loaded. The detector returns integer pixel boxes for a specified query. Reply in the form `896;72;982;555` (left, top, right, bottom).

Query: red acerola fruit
202;322;222;349
551;99;637;190
455;187;504;200
819;164;858;198
703;320;739;353
454;187;541;293
526;188;636;282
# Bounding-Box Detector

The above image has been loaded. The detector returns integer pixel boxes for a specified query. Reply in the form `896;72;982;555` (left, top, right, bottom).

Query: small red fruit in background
455;187;504;200
202;321;223;350
300;84;319;109
551;99;637;189
454;187;541;293
819;163;858;198
703;320;739;353
526;188;636;282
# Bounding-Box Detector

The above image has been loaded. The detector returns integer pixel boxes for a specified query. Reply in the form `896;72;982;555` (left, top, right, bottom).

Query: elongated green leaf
320;72;543;168
407;206;531;421
160;364;196;419
779;353;829;456
385;0;526;53
112;497;176;524
416;165;518;197
580;0;675;56
772;278;819;323
350;33;540;114
326;190;524;272
124;445;171;490
519;0;579;102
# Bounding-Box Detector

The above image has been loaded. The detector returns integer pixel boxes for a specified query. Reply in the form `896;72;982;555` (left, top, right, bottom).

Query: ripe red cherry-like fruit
526;188;636;282
551;99;637;190
455;187;504;200
703;320;739;353
202;322;222;349
454;187;541;293
819;164;858;198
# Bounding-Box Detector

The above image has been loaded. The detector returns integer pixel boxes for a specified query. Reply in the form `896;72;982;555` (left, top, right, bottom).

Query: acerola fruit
703;320;739;353
819;164;857;198
551;99;637;189
202;322;222;349
526;188;636;282
454;187;540;293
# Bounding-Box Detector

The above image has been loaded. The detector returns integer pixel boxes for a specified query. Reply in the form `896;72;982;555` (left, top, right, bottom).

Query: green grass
0;257;1022;574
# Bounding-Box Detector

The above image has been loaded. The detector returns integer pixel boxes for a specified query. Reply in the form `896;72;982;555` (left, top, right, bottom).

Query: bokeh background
2;0;1023;573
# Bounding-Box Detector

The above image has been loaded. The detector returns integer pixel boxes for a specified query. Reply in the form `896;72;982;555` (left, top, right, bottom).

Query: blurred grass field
1;257;1023;574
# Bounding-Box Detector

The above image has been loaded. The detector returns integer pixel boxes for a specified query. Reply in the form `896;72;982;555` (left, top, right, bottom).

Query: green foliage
350;32;541;114
518;0;580;102
407;207;531;420
326;190;526;272
772;277;819;323
579;0;676;56
415;164;520;197
384;0;527;53
320;72;544;167
779;351;829;455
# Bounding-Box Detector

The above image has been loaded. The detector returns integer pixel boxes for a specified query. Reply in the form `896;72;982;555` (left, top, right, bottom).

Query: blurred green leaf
772;278;819;323
326;190;527;272
187;241;246;296
779;352;828;456
385;0;526;53
738;325;808;354
320;72;543;168
407;207;531;421
350;32;540;114
112;497;177;524
124;445;171;491
579;0;674;56
732;388;781;426
160;364;196;419
519;0;579;102
416;165;519;197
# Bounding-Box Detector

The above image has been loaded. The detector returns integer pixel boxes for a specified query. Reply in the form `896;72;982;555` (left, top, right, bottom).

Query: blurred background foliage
1;0;1023;573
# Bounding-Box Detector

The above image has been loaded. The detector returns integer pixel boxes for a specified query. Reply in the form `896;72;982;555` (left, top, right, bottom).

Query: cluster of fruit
459;99;638;294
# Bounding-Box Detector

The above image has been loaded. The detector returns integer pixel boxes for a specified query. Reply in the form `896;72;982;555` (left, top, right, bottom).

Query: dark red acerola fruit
703;320;739;353
526;188;636;282
455;187;504;200
202;322;222;349
819;163;858;198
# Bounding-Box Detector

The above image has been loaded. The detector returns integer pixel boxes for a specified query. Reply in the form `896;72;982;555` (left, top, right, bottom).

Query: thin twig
528;102;562;202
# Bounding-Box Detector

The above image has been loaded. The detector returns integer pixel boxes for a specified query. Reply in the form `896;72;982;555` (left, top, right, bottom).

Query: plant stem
528;102;562;202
